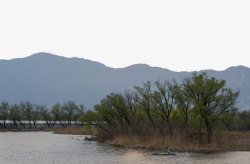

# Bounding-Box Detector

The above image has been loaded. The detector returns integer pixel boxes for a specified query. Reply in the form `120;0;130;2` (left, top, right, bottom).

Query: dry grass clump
109;134;196;151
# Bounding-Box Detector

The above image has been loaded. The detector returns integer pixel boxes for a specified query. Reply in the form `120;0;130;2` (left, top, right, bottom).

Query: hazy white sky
0;0;249;71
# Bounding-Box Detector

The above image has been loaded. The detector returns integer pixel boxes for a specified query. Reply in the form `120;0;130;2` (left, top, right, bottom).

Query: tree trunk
204;115;212;143
206;124;212;143
18;121;25;128
199;119;203;143
3;120;6;129
28;119;32;128
33;121;37;128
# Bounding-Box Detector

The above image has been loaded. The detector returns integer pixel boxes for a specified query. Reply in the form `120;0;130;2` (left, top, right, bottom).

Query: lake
0;132;250;164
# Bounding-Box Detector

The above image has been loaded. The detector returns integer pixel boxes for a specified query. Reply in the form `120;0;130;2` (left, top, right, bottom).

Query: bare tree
152;80;178;135
9;104;24;128
135;81;157;135
20;102;34;128
39;105;56;128
51;103;65;128
62;101;79;127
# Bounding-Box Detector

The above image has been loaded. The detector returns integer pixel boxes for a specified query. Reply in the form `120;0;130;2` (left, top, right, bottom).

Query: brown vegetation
0;127;95;135
0;128;51;132
107;131;250;152
53;127;96;135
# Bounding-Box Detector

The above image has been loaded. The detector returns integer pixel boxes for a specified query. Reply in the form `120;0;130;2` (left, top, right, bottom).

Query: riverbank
0;127;94;135
106;131;250;152
2;128;250;152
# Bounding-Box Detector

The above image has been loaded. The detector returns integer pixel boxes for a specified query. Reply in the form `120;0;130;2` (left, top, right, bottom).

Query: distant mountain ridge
0;52;249;110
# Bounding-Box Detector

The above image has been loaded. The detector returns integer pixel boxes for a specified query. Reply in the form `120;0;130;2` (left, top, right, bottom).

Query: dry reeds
106;130;250;152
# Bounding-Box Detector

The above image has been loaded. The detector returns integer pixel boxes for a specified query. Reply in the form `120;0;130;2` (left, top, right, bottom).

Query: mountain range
0;52;249;110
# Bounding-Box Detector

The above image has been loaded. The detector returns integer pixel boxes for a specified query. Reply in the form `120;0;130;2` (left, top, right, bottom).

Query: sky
0;0;249;71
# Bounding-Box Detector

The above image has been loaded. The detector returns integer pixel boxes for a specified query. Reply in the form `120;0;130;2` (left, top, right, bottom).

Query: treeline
92;73;243;143
2;73;250;143
0;101;86;129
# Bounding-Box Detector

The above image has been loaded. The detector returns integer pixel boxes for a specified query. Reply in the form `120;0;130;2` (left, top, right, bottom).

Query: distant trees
0;102;10;128
234;111;250;130
39;105;56;128
51;103;65;127
62;101;79;127
9;104;23;128
75;104;86;127
20;102;36;128
0;101;87;129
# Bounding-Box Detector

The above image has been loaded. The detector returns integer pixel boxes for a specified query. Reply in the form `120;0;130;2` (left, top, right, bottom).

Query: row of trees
0;101;85;129
2;73;250;143
93;73;239;142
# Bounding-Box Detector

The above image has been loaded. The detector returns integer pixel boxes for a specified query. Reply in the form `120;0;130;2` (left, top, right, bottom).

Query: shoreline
0;127;92;135
2;128;250;152
0;128;54;132
104;130;250;152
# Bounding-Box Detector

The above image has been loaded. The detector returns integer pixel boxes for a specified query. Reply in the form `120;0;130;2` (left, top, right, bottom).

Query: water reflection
0;132;250;164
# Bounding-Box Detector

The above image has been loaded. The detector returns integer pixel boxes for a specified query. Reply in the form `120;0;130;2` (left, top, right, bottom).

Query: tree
134;81;157;135
153;80;178;135
9;104;24;128
20;101;36;128
95;100;116;135
106;93;132;133
183;73;239;142
51;103;65;128
62;101;79;127
76;104;86;127
79;110;99;125
32;105;40;128
123;91;142;135
39;105;56;128
175;84;192;135
0;102;10;128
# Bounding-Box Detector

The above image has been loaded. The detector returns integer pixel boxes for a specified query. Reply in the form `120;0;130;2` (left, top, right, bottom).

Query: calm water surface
0;132;250;164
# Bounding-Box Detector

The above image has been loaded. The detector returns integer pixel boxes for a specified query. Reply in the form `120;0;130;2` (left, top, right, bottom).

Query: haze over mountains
0;52;249;110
